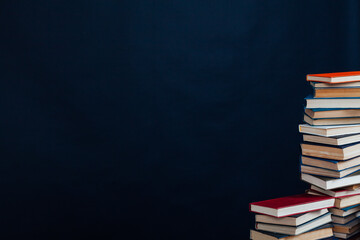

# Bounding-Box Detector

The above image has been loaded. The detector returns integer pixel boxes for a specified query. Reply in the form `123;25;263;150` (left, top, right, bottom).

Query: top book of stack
307;71;360;84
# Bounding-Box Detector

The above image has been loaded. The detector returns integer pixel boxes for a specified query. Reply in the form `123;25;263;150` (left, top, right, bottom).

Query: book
334;229;360;239
301;156;360;171
307;71;360;83
304;114;360;126
249;226;333;240
300;142;360;160
255;209;329;226
305;96;360;109
301;172;360;190
333;218;360;234
299;124;360;137
332;212;359;224
249;194;334;217
311;81;360;88
255;213;332;235
313;87;360;98
335;194;360;209
305;108;360;119
330;205;360;217
301;164;360;178
311;185;360;198
303;133;360;146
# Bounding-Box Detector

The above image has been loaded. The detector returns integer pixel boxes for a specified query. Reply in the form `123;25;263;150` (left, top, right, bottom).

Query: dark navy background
1;1;359;239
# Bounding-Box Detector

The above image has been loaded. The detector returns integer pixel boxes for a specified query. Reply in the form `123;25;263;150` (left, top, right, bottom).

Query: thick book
304;114;360;126
301;155;360;171
249;225;333;240
305;108;360;119
311;185;360;198
305;96;360;109
249;194;334;217
300;142;360;160
299;124;360;137
307;71;360;83
303;133;360;146
301;164;360;178
255;209;329;226
301;172;360;190
255;213;332;235
330;204;360;217
335;194;360;209
313;87;360;98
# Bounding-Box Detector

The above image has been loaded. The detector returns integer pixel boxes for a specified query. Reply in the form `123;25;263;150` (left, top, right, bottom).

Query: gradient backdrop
1;1;360;239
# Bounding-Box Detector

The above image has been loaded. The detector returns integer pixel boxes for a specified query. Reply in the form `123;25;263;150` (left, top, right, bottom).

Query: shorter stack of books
249;193;334;239
307;185;360;238
331;204;360;239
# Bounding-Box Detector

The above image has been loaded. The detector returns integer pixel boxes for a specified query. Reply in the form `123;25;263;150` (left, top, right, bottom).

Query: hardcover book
303;133;360;146
335;194;360;209
301;172;360;190
304;114;360;126
311;81;360;88
250;194;334;218
332;212;359;225
311;185;360;198
305;108;360;119
313;87;360;98
333;218;360;234
301;155;360;171
305;96;360;109
300;141;360;161
255;213;332;235
307;71;360;83
255;209;329;226
299;124;360;137
301;164;360;178
249;225;333;240
330;204;360;217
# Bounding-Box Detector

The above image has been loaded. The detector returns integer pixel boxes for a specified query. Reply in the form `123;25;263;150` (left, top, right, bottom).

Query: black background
1;1;360;239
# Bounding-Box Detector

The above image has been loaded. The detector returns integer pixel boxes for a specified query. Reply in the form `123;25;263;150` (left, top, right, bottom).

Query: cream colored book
299;124;360;137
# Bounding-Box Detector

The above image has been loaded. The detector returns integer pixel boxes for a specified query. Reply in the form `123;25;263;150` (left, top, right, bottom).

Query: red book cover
307;71;360;83
249;193;334;217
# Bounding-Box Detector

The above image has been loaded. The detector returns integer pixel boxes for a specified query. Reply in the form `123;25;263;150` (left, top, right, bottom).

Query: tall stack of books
249;71;360;240
300;71;360;239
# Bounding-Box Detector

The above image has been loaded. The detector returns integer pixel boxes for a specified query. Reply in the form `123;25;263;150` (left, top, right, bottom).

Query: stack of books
249;71;360;239
307;185;360;238
249;194;334;239
299;71;360;239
